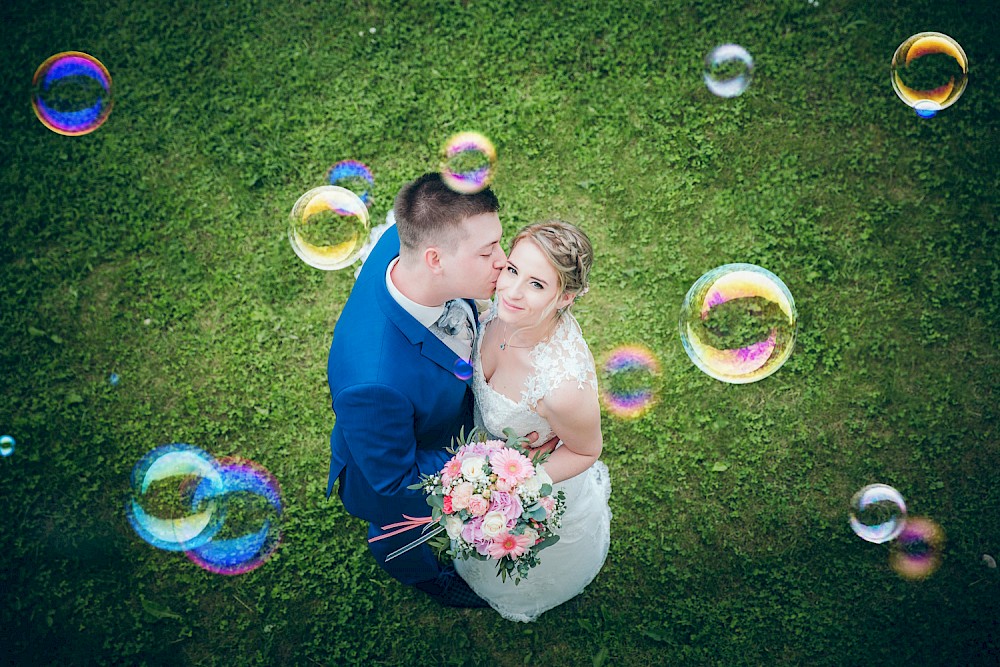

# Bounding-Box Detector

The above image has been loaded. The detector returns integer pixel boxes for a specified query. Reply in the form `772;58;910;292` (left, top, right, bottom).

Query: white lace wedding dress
454;305;612;622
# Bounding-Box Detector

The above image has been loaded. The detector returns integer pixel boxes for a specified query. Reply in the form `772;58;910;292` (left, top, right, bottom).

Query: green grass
1;0;998;664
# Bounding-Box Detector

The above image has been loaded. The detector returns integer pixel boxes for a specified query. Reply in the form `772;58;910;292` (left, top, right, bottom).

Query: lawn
0;0;997;665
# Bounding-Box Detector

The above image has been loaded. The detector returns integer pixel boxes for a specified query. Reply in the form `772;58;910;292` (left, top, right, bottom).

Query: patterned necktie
432;299;474;360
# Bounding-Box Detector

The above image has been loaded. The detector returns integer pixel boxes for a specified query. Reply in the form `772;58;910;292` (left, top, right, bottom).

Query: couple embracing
326;173;611;622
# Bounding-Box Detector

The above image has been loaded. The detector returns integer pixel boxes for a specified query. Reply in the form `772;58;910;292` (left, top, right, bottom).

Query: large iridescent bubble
599;345;660;419
891;32;968;118
326;159;374;208
889;516;944;580
31;52;113;136
440;132;497;194
703;44;754;98
288;186;370;270
126;444;226;552
185;457;283;575
679;264;796;383
849;484;907;544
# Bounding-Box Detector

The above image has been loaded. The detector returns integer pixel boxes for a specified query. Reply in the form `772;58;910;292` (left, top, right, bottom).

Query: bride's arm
534;382;603;483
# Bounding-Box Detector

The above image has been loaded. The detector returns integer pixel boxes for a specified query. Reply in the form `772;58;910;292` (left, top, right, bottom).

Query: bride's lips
500;297;524;312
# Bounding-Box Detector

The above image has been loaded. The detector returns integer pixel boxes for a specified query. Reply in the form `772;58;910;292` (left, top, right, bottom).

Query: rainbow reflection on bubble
185;457;283;575
326;159;374;207
0;435;15;457
889;516;944;580
891;32;968;118
440;132;497;194
849;484;907;544
31;52;113;136
599;345;660;419
679;264;796;384
704;44;754;98
288;185;370;270
126;444;226;552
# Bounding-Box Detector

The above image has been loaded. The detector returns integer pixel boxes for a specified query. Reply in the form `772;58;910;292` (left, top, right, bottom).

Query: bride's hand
524;431;559;455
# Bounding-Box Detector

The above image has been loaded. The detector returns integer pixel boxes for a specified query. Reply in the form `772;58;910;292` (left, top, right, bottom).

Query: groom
326;172;506;607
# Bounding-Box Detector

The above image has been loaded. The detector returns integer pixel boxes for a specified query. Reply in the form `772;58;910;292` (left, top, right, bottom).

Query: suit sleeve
333;382;452;520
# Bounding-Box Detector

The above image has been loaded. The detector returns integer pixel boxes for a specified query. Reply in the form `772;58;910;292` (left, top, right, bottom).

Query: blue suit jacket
327;224;478;533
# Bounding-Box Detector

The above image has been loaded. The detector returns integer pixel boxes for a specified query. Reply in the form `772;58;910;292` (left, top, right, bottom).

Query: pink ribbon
367;514;435;543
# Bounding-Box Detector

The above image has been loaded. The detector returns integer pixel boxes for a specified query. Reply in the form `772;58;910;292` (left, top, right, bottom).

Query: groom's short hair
394;173;500;254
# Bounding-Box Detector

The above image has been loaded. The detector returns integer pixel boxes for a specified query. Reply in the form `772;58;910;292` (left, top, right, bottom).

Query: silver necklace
499;318;558;351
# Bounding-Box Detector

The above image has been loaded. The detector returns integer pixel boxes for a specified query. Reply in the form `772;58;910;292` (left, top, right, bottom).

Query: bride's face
495;238;574;329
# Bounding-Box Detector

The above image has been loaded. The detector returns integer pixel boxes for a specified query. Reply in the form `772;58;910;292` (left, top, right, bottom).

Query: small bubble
143;318;152;326
109;372;120;386
369;27;377;34
453;358;473;381
983;554;997;569
0;435;15;457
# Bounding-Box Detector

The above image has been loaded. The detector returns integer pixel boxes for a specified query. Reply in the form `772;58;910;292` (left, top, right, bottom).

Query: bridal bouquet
375;428;566;583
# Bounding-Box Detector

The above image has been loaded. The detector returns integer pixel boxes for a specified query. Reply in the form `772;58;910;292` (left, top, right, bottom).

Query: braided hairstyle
510;220;593;310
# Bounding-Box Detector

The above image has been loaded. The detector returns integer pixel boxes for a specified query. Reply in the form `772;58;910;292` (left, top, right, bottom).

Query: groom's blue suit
326;223;478;586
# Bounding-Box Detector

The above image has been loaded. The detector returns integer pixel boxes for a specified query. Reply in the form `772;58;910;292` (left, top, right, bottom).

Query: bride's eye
531;281;544;289
506;266;517;275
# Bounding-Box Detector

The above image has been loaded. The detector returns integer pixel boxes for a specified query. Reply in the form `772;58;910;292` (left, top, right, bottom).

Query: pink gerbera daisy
487;531;532;559
441;457;463;482
490;448;534;485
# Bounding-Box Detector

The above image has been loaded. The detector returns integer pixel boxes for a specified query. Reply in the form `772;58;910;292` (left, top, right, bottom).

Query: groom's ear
424;246;445;274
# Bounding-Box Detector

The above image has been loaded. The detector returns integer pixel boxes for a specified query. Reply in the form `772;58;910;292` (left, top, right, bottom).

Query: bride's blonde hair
510;220;593;309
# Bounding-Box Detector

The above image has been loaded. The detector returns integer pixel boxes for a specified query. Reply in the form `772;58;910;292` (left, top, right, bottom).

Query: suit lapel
373;259;475;386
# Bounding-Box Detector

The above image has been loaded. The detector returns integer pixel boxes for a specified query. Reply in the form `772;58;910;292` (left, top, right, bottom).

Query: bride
455;220;611;622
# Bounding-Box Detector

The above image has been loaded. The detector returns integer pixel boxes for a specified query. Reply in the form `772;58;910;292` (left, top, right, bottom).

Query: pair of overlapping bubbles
680;263;797;384
126;444;282;575
849;484;944;580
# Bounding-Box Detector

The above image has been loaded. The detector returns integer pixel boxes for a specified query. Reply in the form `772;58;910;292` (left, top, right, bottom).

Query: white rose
521;474;542;495
460;456;487;480
480;511;508;539
521;527;539;544
445;515;465;540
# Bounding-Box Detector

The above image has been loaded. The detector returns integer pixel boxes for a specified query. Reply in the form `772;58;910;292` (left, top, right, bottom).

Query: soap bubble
891;32;968;118
440;132;497;194
288;186;370;270
679;264;796;383
599;345;660;419
185;457;283;575
126;444;226;551
704;44;754;98
326;159;374;207
109;373;120;386
889;516;944;580
0;435;15;457
31;52;113;136
849;484;907;544
453;358;473;381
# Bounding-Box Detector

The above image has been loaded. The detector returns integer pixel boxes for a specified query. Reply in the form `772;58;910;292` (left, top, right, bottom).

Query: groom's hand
525;431;559;455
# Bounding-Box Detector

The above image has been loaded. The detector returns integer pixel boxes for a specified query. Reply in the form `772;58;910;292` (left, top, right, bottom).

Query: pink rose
442;495;454;514
467;494;489;517
539;496;556;517
450;482;474;511
495;478;512;493
489;491;523;522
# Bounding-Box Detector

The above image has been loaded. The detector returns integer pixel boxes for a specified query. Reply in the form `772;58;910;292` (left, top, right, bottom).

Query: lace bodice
472;303;597;444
